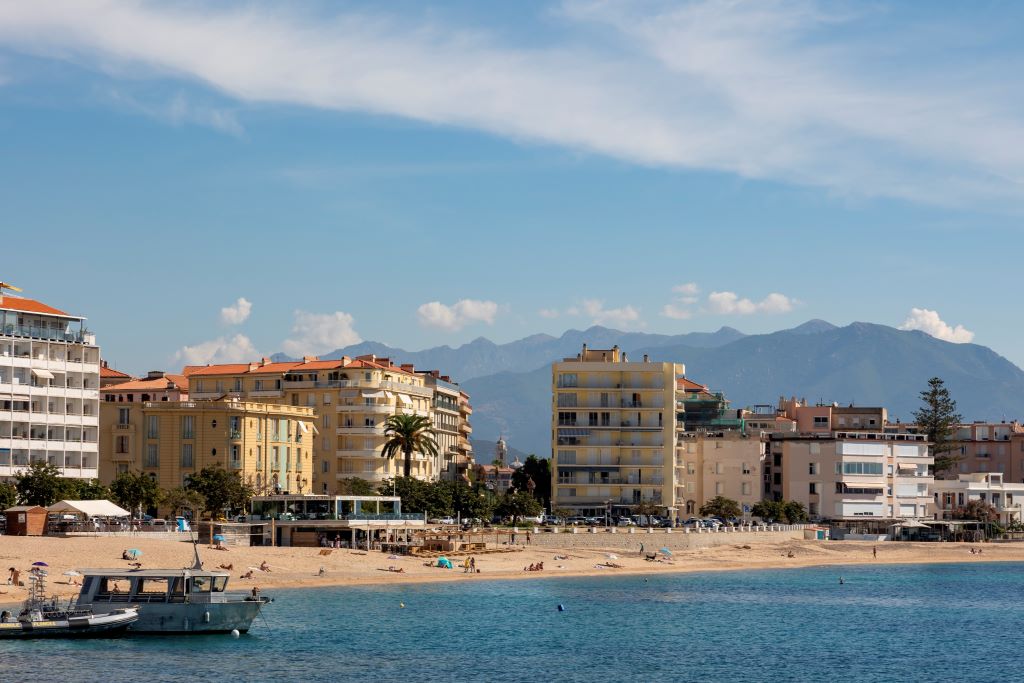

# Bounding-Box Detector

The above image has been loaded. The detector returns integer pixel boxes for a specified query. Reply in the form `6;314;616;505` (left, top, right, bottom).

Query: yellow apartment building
551;345;684;518
183;355;468;492
98;397;315;499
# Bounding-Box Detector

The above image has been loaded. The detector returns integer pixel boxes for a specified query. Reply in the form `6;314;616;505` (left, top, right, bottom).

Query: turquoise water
3;562;1023;682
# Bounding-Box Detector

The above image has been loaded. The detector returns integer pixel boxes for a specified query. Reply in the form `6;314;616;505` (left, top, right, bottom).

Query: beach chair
319;549;333;556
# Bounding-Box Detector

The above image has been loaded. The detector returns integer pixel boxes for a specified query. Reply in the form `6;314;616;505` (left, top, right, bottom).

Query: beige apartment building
551;345;684;518
182;355;471;492
945;421;1024;482
675;431;765;518
98;396;315;499
765;400;934;522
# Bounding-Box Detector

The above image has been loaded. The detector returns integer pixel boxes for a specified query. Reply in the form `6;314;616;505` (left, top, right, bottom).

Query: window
180;443;193;468
145;444;159;468
601;412;610;426
321;414;330;428
809;482;817;494
742;462;752;475
715;482;724;495
687;462;695;475
557;450;577;465
808;463;818;475
557;393;578;408
118;408;130;425
715;462;724;475
363;460;375;473
558;471;574;484
272;446;280;469
558;373;578;388
285;447;291;471
323;393;331;405
813;416;829;426
557;412;577;426
229;416;241;438
836;461;884;475
115;435;129;454
588;412;598;426
741;482;751;495
295;449;302;471
322;460;329;473
364;417;376;427
256;446;262;470
146;415;158;439
230;444;241;467
180;415;194;439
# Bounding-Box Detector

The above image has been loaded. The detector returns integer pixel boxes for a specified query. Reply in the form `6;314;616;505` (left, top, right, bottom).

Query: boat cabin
77;569;233;605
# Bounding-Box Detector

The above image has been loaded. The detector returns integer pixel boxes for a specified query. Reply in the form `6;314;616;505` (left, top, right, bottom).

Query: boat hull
90;598;266;634
0;609;138;639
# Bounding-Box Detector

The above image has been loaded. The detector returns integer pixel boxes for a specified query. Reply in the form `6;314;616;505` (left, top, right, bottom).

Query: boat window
80;576;95;595
136;578;169;601
98;578;132;595
212;576;228;592
170;577;186;595
192;575;213;593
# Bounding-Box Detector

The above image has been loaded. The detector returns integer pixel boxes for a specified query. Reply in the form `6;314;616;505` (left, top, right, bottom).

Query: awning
298;422;309;434
384;391;394;399
31;368;54;379
361;390;385;398
402;408;415;415
557;428;592;437
397;394;412;406
891;519;929;528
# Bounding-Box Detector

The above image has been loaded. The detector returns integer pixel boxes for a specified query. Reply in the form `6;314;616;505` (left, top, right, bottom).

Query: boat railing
92;593;132;603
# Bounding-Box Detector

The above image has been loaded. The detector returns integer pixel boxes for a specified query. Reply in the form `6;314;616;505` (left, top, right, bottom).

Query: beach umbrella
606;553;618;560
127;549;143;556
213;534;226;542
32;561;48;567
659;548;672;556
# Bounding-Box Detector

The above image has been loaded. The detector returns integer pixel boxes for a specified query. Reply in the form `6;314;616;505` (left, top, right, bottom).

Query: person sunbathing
240;570;254;579
259;561;271;572
218;563;233;571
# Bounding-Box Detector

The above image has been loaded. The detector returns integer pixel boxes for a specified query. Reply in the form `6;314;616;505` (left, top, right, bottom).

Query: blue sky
1;1;1022;375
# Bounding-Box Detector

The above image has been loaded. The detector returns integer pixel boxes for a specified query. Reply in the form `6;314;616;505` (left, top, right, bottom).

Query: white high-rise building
0;292;101;482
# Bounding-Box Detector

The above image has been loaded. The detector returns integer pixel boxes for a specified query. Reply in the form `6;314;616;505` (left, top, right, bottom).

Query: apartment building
0;293;101;483
931;473;1024;525
945;421;1024;482
675;431;765;517
183;355;470;492
765;400;933;522
551;345;684;517
418;371;471;481
98;397;315;498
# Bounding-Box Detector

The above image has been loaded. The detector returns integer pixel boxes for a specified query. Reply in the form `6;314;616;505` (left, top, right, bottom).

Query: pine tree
913;377;963;475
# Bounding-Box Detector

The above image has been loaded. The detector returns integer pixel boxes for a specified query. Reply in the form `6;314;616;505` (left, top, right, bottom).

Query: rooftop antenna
0;280;22;306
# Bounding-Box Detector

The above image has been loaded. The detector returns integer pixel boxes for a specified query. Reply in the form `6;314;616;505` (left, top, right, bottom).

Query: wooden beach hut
4;505;47;536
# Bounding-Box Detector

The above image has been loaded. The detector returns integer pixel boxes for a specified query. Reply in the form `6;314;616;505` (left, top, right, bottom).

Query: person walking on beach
526;530;531;545
872;546;877;559
470;556;476;572
639;542;645;557
511;531;517;546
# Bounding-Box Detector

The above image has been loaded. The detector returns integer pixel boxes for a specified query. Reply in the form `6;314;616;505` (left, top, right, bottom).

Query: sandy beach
1;533;1019;607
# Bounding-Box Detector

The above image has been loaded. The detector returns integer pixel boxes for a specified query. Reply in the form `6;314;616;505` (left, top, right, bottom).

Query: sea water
3;562;1023;682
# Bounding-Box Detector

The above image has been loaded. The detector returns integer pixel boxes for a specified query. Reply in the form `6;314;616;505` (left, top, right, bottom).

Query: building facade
98;398;315;498
945;421;1024;482
0;294;101;483
675;431;765;518
182;355;471;492
551;345;684;517
931;473;1024;525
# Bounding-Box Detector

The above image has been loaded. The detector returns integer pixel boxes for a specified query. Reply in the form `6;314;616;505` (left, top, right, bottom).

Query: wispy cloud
174;334;258;366
104;89;243;136
418;299;499;331
568;299;642;328
706;291;796;315
538;308;561;319
899;308;974;343
1;1;1023;206
281;310;361;356
220;297;252;325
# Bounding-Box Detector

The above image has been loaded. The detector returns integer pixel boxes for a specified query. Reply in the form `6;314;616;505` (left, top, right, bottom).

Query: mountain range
277;321;1024;458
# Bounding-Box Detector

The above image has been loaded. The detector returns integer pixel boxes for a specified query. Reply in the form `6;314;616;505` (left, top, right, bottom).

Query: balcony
115;423;132;430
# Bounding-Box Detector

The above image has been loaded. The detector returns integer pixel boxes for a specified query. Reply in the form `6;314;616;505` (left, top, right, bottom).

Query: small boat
75;541;269;634
0;567;138;639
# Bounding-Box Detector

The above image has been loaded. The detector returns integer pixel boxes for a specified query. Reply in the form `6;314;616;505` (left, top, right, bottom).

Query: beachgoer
464;558;472;574
259;561;271;572
639;542;645;556
872;546;877;559
6;567;13;586
122;549;131;560
240;570;254;579
218;563;233;571
251;586;261;600
839;577;845;585
318;566;326;577
511;532;517;545
526;531;531;545
470;557;476;572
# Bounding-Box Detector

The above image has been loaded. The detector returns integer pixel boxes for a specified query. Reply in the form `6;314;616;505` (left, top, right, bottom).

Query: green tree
913;377;963;474
449;480;494;521
553;507;573;525
0;481;18;510
781;500;808;523
110;471;162;517
75;479;111;501
955;499;998;522
163;486;205;519
635;500;663;520
14;462;64;507
510;456;551;509
699;496;742;519
496;490;542;523
751;499;784;523
337;477;375;496
186;466;253;517
380;414;438;478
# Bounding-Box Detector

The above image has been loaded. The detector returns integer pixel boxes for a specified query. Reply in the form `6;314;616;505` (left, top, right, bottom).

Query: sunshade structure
891;520;929;529
47;500;130;518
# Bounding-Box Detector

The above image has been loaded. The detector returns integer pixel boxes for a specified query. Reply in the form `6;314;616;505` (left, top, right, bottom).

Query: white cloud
281;310;361;356
577;299;641;328
538;308;560;319
417;299;499;331
219;297;252;325
2;2;1024;205
898;308;974;344
660;303;693;320
672;282;699;296
174;334;258;366
105;89;243;136
707;291;796;315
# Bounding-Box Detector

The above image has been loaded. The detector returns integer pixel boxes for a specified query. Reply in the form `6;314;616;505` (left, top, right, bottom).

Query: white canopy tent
47;500;130;518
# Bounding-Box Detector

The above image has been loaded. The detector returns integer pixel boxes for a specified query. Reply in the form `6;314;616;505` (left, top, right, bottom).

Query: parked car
567;516;588;526
616;517;635;527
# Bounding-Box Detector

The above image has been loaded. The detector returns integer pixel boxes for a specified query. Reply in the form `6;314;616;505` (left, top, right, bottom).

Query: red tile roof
677;377;708;391
102;374;188;393
184;364;253;377
0;295;70;316
100;365;133;379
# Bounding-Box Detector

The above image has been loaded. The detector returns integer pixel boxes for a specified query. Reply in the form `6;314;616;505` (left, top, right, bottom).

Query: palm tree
381;414;439;478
